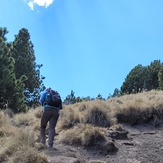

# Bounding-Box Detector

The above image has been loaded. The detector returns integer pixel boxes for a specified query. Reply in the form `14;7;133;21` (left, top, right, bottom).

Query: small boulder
106;125;129;140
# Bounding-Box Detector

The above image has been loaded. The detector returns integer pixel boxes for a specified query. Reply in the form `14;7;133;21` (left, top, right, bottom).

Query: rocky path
108;124;163;163
42;124;163;163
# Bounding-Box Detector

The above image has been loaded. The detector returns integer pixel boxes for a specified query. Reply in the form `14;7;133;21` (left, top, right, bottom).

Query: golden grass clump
0;143;48;163
82;125;106;146
0;109;48;163
25;108;42;132
57;107;80;131
13;112;35;127
58;124;106;147
0;128;48;163
0;111;9;127
8;147;48;163
111;90;163;125
13;107;42;129
0;111;16;137
32;107;43;119
81;101;112;128
78;101;89;112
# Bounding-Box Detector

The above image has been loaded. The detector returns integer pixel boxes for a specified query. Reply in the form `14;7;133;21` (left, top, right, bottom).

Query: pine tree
11;28;45;107
96;93;103;100
64;90;76;104
121;64;145;94
158;66;163;90
145;60;162;90
112;88;120;97
121;60;163;95
0;27;25;112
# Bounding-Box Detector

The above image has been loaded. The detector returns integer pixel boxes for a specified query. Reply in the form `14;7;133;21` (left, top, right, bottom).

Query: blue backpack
45;90;61;107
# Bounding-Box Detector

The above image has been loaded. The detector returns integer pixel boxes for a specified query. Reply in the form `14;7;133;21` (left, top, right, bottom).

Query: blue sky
0;0;163;100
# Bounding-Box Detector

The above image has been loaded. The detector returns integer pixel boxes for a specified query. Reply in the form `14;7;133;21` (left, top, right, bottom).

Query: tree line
1;27;163;110
64;60;163;104
120;60;163;94
0;27;45;112
108;60;163;97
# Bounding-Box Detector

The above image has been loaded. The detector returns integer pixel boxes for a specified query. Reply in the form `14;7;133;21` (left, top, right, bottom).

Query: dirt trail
42;124;163;163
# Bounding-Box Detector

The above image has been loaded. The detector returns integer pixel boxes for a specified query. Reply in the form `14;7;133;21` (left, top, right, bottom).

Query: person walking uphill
39;87;63;149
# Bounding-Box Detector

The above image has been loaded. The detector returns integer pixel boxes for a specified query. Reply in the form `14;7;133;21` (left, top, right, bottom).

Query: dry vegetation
0;90;163;162
108;90;163;125
0;107;48;163
57;124;106;146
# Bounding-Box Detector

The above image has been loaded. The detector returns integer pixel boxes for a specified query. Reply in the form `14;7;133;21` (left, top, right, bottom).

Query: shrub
32;107;43;119
0;111;15;137
114;91;163;125
78;102;89;112
82;126;106;146
58;124;105;147
57;108;80;131
10;147;48;163
13;112;34;127
82;102;112;128
0;111;12;127
116;106;142;125
0;144;48;163
0;128;48;163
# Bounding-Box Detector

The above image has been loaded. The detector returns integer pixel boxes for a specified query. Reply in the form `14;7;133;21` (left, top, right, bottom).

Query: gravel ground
42;124;163;163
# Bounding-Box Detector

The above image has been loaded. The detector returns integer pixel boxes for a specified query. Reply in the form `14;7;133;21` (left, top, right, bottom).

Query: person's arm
39;92;46;106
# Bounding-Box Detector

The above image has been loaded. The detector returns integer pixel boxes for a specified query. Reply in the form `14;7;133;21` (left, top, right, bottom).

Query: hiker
39;87;63;149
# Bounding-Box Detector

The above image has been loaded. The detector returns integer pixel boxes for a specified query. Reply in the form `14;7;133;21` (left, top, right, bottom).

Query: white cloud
28;1;34;10
27;0;54;10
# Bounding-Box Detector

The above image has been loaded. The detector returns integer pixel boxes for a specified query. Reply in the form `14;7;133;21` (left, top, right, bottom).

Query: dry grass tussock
108;90;163;125
0;126;48;163
57;124;106;147
57;107;80;131
0;111;16;137
59;90;163;128
57;100;113;132
10;108;42;143
0;109;48;163
32;106;43;118
81;100;113;127
13;112;35;127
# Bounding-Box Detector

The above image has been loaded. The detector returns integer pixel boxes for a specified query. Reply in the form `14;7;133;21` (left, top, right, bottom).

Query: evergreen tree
158;66;163;90
81;96;91;101
145;60;162;90
11;28;44;107
96;93;103;100
76;96;82;103
64;90;76;104
0;27;8;41
121;64;146;94
121;60;163;95
0;27;25;112
112;88;120;97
